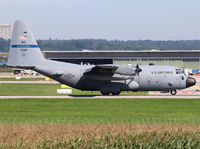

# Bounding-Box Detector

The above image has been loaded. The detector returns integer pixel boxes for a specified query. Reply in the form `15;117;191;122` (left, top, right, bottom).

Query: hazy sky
1;0;200;40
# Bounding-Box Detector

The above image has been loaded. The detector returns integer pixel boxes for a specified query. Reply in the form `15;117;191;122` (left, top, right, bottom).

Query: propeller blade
135;65;142;74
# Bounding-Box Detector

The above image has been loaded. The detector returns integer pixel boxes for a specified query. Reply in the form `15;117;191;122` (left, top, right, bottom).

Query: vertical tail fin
7;20;45;68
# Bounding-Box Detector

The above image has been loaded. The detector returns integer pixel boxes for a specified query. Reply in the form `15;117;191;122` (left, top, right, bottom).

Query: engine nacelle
115;66;136;75
128;80;139;90
115;65;142;76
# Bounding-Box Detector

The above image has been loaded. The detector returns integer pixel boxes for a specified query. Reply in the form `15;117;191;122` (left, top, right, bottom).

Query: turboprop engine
115;64;142;76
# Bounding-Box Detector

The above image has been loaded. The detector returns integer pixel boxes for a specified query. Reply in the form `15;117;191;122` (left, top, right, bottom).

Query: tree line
1;38;200;52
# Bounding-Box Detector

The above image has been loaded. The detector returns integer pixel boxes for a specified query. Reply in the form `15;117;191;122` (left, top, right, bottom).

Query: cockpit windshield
176;69;184;74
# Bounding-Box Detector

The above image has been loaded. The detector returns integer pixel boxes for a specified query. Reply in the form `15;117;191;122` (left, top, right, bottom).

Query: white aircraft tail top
8;20;45;68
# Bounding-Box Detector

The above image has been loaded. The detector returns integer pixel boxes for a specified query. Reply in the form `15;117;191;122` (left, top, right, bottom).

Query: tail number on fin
20;49;28;57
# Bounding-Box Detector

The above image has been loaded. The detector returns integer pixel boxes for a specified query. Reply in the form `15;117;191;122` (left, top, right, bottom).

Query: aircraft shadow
69;95;99;98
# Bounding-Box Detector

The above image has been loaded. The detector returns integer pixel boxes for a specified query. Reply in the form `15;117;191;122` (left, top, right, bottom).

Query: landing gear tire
170;90;177;95
111;91;121;96
101;91;110;95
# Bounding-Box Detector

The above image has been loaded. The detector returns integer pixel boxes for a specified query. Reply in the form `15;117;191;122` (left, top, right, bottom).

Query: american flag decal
19;35;27;41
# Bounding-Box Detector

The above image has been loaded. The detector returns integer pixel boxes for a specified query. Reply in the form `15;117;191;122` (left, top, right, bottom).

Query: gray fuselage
33;59;190;92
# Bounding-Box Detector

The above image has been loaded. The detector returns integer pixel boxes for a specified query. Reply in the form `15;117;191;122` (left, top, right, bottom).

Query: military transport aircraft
7;20;196;95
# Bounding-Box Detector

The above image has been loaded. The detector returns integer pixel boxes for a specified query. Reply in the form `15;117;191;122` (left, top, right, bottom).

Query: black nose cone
186;77;196;88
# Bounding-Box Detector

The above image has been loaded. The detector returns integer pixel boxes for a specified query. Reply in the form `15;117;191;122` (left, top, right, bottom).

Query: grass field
1;124;200;148
0;83;147;95
0;98;200;124
0;81;200;148
0;84;199;148
0;98;200;148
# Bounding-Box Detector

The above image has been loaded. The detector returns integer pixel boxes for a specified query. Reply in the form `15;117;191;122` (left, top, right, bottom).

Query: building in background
0;24;12;40
44;50;200;69
2;50;200;69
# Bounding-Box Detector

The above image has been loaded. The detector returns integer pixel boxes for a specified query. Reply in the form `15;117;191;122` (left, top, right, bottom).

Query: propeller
135;64;142;75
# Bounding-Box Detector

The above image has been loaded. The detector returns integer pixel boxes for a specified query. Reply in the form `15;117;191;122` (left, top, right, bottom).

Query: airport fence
1;117;200;125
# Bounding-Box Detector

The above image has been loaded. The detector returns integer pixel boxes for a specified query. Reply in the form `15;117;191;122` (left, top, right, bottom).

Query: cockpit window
176;69;184;74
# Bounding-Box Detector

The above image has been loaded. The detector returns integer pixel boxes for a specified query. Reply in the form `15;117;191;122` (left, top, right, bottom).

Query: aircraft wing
84;64;119;75
83;64;132;81
83;64;142;81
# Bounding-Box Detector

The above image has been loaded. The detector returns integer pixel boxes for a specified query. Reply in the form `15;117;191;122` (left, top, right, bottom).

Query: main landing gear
100;90;110;95
111;91;121;96
170;89;177;95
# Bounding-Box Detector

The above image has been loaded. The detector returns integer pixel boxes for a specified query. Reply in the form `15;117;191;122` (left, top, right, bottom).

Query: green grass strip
0;98;199;124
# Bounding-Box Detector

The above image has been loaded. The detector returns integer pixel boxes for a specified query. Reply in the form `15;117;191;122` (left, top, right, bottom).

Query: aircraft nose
186;77;196;88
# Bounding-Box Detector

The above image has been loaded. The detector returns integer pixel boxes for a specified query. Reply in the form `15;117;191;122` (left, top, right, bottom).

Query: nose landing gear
170;89;177;95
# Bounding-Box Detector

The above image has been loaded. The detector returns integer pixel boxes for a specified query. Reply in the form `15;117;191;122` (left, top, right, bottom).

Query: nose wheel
170;90;177;95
